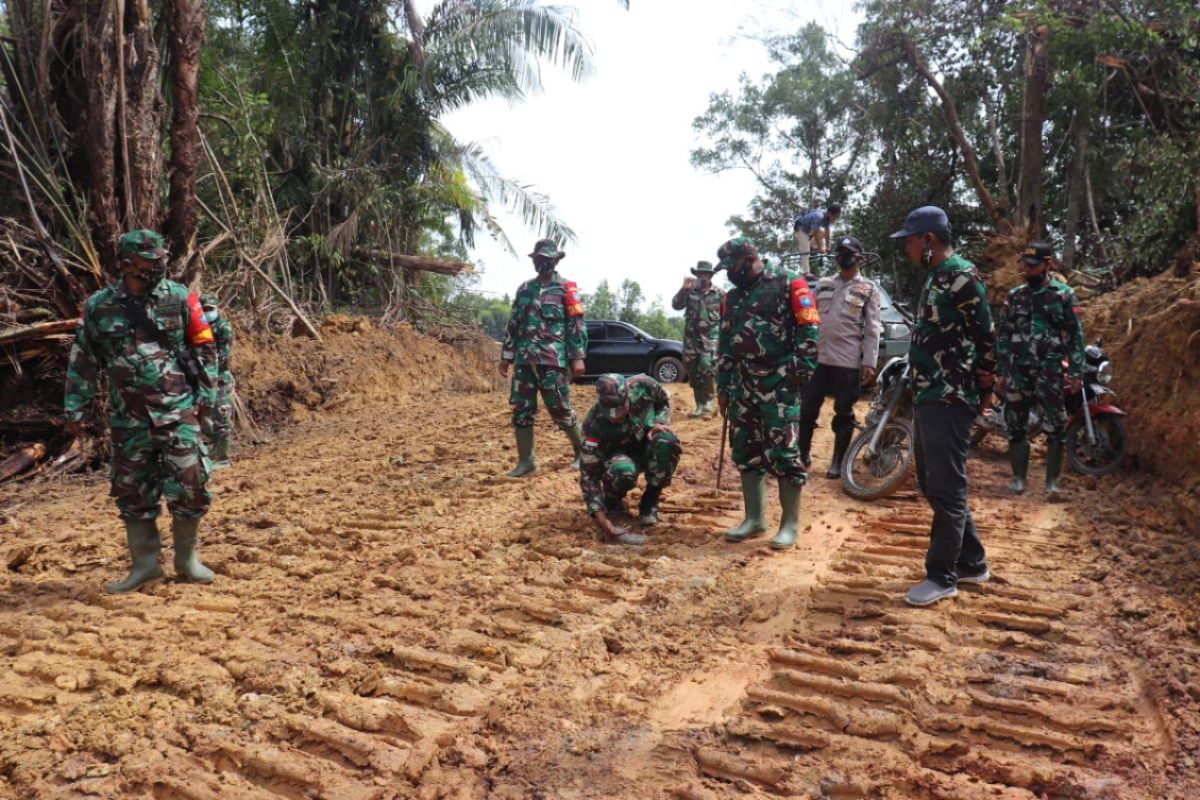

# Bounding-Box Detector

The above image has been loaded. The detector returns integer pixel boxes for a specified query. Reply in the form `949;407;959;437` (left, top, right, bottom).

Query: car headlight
1096;360;1114;384
884;323;910;340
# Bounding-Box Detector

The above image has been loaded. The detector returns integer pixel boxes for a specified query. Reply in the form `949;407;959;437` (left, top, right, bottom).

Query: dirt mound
232;316;499;431
1082;269;1200;529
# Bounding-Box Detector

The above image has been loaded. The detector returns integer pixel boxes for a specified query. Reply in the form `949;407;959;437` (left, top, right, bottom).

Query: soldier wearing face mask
499;239;588;477
64;230;220;593
798;236;882;478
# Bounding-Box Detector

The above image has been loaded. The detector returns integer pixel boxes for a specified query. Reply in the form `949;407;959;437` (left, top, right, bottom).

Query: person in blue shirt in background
792;203;842;275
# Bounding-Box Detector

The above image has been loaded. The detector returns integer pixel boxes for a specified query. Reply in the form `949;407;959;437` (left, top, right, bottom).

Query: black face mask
1025;270;1048;287
728;261;759;290
533;258;556;275
837;252;859;270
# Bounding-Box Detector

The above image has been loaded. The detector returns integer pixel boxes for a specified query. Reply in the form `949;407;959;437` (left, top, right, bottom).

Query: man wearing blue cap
890;207;997;607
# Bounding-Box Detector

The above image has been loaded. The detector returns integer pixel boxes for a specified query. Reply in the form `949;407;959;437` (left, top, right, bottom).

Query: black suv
582;320;686;383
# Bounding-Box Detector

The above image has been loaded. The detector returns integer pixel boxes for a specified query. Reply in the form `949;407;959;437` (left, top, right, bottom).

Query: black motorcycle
840;355;916;500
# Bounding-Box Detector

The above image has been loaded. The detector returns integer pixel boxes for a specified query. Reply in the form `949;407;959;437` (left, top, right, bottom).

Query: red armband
565;281;585;318
789;278;820;325
185;292;214;346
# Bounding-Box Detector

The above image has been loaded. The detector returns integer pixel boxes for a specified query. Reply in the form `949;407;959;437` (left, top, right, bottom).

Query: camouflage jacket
996;278;1086;381
670;284;725;358
909;254;997;407
717;261;820;400
579;375;671;513
64;278;218;428
501;272;587;367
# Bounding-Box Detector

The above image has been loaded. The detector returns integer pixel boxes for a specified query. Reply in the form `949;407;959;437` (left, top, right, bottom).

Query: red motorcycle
972;340;1127;476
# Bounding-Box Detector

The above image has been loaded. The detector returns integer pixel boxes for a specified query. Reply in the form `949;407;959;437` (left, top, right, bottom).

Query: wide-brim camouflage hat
691;260;716;276
118;229;167;260
595;373;630;422
528;239;565;260
716;237;757;270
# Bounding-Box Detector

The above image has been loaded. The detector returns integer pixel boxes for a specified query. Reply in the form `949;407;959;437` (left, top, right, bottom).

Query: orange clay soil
1;321;1199;799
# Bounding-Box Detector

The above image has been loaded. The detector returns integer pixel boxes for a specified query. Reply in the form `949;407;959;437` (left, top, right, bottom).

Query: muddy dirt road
3;376;1200;799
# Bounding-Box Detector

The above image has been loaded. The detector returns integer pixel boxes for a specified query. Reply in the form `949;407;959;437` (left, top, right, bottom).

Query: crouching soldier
580;374;682;546
64;230;219;593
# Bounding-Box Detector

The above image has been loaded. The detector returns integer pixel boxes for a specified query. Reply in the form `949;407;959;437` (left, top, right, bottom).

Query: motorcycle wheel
1065;415;1127;476
840;418;915;501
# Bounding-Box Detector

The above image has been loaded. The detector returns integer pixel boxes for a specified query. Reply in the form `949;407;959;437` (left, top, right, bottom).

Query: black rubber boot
106;520;164;593
638;485;662;526
1008;440;1030;494
826;427;852;479
1045;443;1064;502
172;517;215;583
566;423;584;470
797;425;814;469
506;427;536;477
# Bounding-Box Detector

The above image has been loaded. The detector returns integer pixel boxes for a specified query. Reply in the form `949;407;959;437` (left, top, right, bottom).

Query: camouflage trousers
110;420;211;521
684;351;717;392
1004;363;1067;445
600;431;682;499
729;387;807;486
510;364;578;430
212;374;235;437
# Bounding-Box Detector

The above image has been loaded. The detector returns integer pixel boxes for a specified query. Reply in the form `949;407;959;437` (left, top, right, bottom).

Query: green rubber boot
725;471;768;542
105;519;164;593
1008;440;1030;494
770;480;803;550
210;436;231;470
701;375;717;414
566;423;585;471
172;517;215;583
506;427;536;477
689;384;706;418
1045;443;1064;502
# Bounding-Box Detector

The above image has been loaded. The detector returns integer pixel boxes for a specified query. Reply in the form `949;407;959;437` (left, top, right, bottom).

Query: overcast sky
442;1;860;312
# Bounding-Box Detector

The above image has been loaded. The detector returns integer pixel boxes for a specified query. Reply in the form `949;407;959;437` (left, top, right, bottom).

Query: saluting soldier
995;242;1086;500
716;237;820;551
671;260;725;416
64;230;220;593
579;373;681;545
499;239;588;477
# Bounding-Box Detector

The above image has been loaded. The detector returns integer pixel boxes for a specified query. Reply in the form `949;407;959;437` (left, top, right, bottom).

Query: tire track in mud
0;385;1194;799
667;491;1177;800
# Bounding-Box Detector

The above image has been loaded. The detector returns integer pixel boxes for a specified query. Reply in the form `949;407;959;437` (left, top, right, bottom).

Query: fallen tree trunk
0;318;79;346
0;442;46;483
351;248;473;277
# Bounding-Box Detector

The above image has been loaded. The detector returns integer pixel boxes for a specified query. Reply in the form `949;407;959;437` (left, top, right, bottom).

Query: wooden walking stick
716;408;729;489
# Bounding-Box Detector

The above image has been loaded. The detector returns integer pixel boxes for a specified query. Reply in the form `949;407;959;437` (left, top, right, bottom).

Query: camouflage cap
1020;241;1054;265
594;373;629;422
691;260;715;276
200;292;219;309
118;229;167;260
528;239;565;260
716;237;757;271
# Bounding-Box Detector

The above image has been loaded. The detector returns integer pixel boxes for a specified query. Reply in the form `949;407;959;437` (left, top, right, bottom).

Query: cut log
0;443;47;483
352;248;474;277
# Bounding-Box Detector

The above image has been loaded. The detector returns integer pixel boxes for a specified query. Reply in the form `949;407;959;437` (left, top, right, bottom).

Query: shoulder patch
564;280;585;318
789;278;820;326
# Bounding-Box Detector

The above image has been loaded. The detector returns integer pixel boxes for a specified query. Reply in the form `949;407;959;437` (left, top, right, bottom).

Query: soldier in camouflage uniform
579;373;681;545
890;207;997;607
671;260;725;417
996;242;1086;500
64;230;219;593
500;239;588;477
200;293;235;469
716;237;820;551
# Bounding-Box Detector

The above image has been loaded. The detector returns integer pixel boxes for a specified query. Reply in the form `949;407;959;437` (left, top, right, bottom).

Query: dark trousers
799;364;861;438
913;401;987;587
